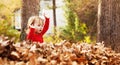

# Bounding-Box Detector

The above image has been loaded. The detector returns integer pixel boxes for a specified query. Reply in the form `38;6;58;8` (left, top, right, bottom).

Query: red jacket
27;17;50;43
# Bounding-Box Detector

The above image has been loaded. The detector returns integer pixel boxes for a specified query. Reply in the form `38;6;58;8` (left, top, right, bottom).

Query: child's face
34;18;44;33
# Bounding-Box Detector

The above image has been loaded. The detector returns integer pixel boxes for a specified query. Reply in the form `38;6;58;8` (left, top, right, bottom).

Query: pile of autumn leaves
0;35;120;65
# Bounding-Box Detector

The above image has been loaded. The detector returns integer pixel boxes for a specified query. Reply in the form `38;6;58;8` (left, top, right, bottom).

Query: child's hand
43;10;50;18
44;13;49;18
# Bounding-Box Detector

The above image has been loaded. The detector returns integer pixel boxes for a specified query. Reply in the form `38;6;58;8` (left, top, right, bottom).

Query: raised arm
41;17;50;35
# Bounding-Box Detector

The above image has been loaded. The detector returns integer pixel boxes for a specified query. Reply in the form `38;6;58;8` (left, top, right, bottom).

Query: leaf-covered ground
0;35;120;65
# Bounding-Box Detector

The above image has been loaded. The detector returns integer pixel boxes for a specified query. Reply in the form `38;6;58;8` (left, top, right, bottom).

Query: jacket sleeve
41;17;50;35
27;27;35;40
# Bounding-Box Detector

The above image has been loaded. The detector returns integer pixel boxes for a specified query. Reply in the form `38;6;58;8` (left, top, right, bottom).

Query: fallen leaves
0;36;120;65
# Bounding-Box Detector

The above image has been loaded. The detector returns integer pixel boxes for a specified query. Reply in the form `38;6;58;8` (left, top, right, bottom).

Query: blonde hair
27;16;45;28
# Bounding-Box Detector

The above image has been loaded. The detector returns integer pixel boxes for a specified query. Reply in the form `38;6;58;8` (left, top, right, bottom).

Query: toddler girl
27;15;50;43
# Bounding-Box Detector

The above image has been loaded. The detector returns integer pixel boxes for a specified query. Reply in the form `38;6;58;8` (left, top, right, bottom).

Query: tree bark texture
20;0;40;41
97;0;120;52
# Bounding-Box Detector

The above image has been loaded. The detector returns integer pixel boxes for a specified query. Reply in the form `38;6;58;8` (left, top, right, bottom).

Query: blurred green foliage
59;10;88;43
64;0;98;42
44;33;62;44
58;0;98;43
0;20;20;42
0;0;21;42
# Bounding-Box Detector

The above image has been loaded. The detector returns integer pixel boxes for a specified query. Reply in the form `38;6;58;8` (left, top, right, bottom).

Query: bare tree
20;0;40;41
97;0;120;52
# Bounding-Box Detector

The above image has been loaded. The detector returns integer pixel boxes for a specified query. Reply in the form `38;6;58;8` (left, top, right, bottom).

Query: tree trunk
53;0;57;35
20;0;40;41
97;0;120;52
